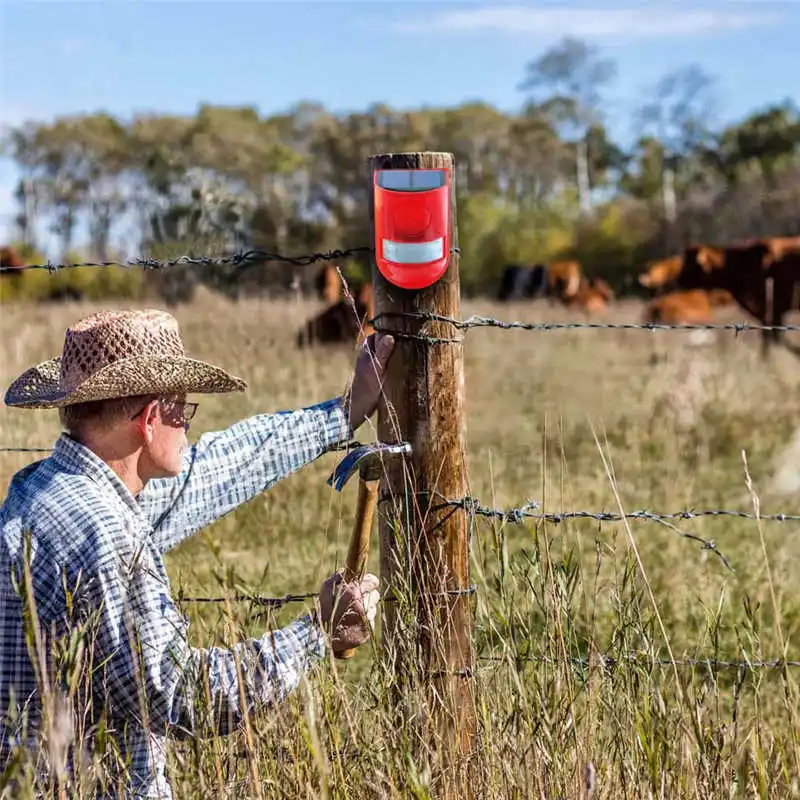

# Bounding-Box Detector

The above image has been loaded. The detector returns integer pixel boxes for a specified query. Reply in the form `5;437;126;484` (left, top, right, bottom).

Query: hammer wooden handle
335;476;380;660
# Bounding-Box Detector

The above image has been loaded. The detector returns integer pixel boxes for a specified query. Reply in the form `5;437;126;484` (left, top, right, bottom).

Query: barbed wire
4;248;796;335
175;591;318;608
372;311;800;336
166;592;800;671
1;451;794;533
173;584;476;609
478;653;800;670
0;447;53;453
447;497;800;525
0;247;372;274
0;441;365;455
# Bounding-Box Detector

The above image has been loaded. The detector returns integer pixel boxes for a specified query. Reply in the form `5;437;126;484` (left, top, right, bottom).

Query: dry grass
1;291;800;799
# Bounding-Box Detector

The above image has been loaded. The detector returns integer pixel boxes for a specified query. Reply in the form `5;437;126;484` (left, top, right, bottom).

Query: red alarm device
373;167;451;290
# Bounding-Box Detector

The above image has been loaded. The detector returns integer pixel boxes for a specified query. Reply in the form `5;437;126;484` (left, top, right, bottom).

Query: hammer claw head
328;441;411;491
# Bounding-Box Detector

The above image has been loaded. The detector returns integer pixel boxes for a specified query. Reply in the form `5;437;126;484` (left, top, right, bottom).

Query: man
0;307;395;798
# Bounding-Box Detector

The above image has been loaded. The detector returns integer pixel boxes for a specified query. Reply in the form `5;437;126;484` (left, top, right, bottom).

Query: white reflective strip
378;170;447;191
382;238;444;264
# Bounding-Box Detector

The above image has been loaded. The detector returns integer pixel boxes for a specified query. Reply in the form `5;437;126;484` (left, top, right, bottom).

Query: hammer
327;440;411;659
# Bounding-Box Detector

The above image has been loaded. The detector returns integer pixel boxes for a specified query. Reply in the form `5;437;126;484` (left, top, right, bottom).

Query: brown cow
566;276;614;314
638;254;684;291
297;281;374;348
679;239;800;355
545;260;582;301
644;289;734;325
496;259;582;303
0;246;25;268
314;264;342;304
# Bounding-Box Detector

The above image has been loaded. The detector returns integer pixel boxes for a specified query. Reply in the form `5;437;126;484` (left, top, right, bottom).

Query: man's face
141;394;194;478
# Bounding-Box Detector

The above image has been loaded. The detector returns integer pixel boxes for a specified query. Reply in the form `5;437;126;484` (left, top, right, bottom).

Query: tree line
1;37;798;304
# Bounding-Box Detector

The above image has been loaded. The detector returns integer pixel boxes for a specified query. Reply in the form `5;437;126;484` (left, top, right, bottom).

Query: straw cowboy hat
4;308;247;409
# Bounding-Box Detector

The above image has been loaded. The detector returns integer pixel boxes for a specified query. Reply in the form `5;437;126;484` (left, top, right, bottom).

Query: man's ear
134;398;161;442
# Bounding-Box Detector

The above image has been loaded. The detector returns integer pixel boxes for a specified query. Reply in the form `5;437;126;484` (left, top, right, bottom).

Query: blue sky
1;0;798;254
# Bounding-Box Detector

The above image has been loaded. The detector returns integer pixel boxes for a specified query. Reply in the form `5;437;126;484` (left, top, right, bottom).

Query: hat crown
59;310;185;391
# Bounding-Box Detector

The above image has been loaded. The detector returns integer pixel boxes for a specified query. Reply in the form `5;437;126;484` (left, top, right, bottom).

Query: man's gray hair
59;394;160;438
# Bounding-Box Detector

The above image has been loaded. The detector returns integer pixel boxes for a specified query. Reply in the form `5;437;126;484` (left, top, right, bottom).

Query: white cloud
393;5;782;40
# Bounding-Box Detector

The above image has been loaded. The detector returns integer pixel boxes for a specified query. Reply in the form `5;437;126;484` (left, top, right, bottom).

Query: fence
2;152;800;795
2;240;799;624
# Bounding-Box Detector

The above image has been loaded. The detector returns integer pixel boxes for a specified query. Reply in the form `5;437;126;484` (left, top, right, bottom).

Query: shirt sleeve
91;544;327;739
137;397;352;553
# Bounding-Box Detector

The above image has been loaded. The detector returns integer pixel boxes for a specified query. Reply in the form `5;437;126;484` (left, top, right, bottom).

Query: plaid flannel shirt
0;397;352;799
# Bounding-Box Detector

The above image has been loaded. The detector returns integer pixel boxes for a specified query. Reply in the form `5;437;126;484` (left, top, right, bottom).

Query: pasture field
1;293;800;799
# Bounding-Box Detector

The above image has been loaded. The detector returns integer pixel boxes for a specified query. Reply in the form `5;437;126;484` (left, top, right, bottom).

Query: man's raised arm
139;397;351;553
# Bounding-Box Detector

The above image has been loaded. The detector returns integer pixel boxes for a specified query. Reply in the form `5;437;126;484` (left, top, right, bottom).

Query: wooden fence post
367;152;476;793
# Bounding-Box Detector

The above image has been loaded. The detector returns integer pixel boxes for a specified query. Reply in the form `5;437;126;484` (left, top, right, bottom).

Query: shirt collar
50;433;144;518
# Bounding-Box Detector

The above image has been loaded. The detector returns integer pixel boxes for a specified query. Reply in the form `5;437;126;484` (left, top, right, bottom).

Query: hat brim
4;354;247;409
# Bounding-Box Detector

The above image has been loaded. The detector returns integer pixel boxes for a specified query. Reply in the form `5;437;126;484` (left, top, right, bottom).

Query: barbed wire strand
0;247;373;274
170;595;799;670
176;592;318;608
176;584;476;608
438;496;800;525
0;448;53;453
478;653;800;670
441;497;741;571
1;442;365;455
0;453;794;531
0;451;796;530
372;311;800;336
3;248;796;333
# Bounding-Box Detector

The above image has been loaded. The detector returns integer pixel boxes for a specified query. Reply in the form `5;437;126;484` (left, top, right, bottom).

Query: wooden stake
367;152;476;795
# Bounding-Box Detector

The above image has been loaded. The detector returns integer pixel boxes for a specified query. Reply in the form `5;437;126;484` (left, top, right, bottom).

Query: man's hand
318;571;380;653
343;333;395;432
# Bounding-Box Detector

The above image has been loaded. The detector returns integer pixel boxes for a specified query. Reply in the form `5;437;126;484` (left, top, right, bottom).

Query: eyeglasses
130;398;199;424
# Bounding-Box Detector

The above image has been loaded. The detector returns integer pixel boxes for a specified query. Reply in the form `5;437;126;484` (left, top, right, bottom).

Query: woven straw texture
4;309;246;408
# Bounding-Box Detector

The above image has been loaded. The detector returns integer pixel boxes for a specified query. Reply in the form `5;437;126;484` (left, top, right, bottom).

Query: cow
678;240;800;356
497;260;581;303
314;264;343;304
496;264;547;301
0;246;24;268
637;239;800;356
297;281;374;348
0;247;25;298
565;276;615;314
644;289;734;325
544;260;582;301
638;254;684;292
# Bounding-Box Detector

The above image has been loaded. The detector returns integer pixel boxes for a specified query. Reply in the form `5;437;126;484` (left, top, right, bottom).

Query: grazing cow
644;289;734;325
297;281;374;348
0;247;25;298
678;240;800;355
496;260;581;303
638;254;684;291
497;264;546;301
0;246;24;269
566;276;615;314
637;239;800;356
314;264;342;304
544;260;582;301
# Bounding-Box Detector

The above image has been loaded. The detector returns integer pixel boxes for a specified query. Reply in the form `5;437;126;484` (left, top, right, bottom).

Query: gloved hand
318;571;380;653
343;333;395;432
